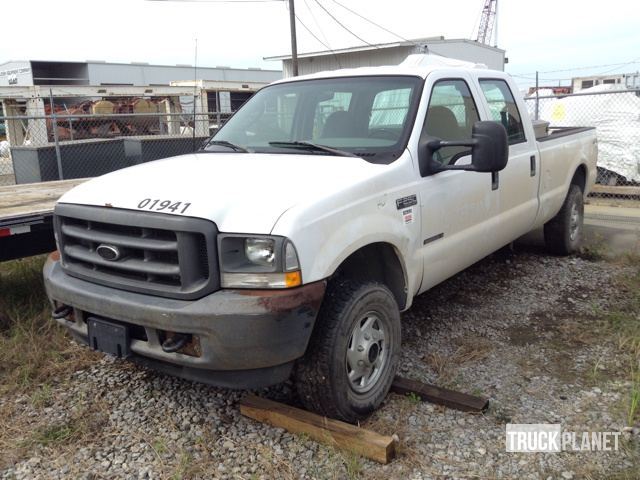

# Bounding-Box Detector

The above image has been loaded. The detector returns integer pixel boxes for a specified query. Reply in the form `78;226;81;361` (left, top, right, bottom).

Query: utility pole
288;0;299;76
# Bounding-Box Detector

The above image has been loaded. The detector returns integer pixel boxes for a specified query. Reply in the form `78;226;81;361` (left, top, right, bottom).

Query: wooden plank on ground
0;178;87;221
239;394;396;464
592;184;640;197
391;376;489;413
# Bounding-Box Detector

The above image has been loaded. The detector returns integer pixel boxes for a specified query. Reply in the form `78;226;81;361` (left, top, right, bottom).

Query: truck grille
54;204;219;300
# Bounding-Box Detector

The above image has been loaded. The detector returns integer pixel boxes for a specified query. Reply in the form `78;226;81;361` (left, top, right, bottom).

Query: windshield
206;75;424;163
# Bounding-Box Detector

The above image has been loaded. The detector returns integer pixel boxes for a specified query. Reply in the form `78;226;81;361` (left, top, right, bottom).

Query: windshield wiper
202;140;249;153
268;141;357;157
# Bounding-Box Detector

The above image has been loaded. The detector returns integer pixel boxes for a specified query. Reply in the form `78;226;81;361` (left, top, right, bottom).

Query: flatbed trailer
0;179;86;261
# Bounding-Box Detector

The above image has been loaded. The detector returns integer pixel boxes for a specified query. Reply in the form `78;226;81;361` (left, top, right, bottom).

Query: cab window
423;79;480;165
479;79;526;144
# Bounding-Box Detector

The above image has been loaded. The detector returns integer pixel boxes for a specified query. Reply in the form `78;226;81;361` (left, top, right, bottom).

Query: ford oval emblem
96;244;121;261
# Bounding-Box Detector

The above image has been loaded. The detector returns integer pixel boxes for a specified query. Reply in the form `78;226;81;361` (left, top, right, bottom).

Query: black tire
544;184;584;255
294;280;401;423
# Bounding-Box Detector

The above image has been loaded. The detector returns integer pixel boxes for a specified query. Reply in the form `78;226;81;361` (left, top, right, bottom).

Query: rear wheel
294;280;401;423
544;184;584;255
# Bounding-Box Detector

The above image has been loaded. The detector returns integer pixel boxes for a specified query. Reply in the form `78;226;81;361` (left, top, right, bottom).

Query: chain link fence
0;95;232;186
2;89;639;209
524;88;640;207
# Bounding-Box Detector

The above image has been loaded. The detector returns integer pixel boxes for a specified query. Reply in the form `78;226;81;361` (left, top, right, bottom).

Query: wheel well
333;243;407;310
571;165;587;193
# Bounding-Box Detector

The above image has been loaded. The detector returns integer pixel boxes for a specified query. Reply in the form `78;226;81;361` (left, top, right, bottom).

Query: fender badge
396;194;417;210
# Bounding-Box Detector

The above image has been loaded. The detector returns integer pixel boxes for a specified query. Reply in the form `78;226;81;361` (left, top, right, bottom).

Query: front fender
273;201;423;304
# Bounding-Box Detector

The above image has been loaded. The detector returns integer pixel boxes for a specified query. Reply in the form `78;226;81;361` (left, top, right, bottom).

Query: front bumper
43;254;326;388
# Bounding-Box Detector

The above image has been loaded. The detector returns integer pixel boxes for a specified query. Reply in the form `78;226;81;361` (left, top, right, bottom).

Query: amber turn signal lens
285;271;302;288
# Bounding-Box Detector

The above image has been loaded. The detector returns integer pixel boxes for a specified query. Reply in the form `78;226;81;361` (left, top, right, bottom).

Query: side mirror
418;121;509;176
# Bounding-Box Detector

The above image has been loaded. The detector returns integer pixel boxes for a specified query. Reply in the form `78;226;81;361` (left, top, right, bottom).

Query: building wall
0;61;33;87
87;63;281;86
424;40;504;70
281;40;505;77
572;73;640;92
0;61;281;87
283;46;415;77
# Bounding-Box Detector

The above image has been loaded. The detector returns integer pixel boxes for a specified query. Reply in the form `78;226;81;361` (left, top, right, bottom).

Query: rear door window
479;79;527;144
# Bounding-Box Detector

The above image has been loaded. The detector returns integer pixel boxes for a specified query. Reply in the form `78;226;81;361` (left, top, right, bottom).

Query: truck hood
59;152;384;233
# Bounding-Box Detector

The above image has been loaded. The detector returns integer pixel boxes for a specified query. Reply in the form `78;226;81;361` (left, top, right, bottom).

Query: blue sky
2;0;638;88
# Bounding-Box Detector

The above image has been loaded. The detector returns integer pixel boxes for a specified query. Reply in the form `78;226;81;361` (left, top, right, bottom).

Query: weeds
600;255;640;426
0;257;97;395
406;392;421;404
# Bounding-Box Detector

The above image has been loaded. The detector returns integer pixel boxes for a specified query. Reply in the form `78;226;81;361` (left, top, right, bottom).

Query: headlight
218;234;301;288
245;238;275;267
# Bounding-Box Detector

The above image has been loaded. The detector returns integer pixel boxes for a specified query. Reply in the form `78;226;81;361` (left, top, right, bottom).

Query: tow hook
52;305;73;319
161;333;191;353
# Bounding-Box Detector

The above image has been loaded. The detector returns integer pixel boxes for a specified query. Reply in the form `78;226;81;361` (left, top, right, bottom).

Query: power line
297;0;342;68
596;57;640;75
302;0;331;48
328;0;408;42
148;0;284;3
312;0;376;47
513;58;640;77
294;12;332;51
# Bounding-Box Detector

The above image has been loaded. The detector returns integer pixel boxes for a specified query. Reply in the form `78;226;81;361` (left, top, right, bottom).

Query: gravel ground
1;245;639;479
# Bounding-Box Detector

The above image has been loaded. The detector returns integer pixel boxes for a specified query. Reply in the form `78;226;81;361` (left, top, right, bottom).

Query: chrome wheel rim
345;311;388;394
569;202;581;241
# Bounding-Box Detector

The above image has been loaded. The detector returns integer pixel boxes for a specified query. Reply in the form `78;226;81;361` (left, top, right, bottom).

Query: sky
1;0;639;89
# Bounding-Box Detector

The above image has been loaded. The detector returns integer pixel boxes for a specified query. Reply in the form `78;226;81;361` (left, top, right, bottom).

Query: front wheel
544;184;584;255
294;280;401;423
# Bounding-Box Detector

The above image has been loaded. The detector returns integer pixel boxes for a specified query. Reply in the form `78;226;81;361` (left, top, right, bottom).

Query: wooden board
0;179;87;222
391;376;489;413
239;394;396;464
591;184;640;197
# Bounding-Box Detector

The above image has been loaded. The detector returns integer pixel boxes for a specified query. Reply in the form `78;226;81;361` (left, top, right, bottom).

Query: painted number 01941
137;198;192;214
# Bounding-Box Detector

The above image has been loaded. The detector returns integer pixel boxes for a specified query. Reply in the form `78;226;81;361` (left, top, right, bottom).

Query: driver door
416;75;501;293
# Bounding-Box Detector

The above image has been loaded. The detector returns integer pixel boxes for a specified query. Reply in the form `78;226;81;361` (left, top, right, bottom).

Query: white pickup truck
44;55;597;422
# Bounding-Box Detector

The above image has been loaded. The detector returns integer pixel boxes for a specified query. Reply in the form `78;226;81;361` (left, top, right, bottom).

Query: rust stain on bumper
234;280;327;313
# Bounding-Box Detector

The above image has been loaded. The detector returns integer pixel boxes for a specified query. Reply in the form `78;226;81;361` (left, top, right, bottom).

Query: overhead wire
328;0;409;42
312;0;377;48
297;0;343;68
512;58;640;78
303;0;332;49
148;0;284;3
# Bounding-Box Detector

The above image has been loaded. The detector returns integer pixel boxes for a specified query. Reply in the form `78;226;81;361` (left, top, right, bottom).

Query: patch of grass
406;392;421;404
628;366;640;426
579;240;610;261
33;423;76;446
170;452;193;480
424;337;493;387
601;257;640;426
0;256;98;394
0;257;101;468
29;383;53;408
153;438;168;455
342;452;363;479
17;401;107;455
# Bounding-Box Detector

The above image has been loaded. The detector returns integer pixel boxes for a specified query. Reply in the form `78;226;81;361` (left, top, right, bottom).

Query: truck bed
0;179;86;226
0;179;86;261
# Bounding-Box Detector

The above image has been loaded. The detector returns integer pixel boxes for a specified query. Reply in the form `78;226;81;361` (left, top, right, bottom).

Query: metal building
572;72;640;92
265;37;506;77
0;60;281;87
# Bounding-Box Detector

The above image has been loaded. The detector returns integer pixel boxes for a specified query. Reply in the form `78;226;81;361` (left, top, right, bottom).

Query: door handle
530;155;536;176
491;171;499;190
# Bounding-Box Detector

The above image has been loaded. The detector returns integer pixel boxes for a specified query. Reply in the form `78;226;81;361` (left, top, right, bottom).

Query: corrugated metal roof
264;37;504;61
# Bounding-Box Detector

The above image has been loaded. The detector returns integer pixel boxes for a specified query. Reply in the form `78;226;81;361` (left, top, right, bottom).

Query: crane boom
476;0;497;45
